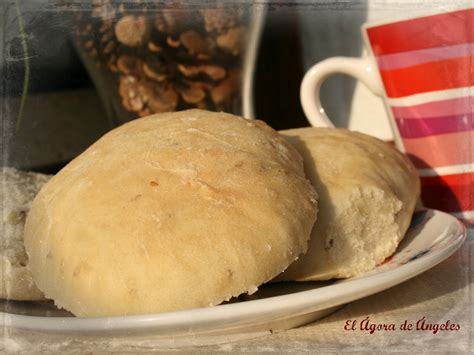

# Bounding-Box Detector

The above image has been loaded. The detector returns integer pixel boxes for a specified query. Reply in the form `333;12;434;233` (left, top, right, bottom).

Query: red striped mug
301;7;473;223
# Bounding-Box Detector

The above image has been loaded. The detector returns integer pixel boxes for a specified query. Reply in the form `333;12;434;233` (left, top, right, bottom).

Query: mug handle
300;57;385;128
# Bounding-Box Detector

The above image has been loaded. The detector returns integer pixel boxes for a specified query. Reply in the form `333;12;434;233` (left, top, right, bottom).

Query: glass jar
71;1;255;126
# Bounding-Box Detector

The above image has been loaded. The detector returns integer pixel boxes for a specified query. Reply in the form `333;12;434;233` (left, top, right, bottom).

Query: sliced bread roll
24;110;318;316
1;167;51;300
277;127;420;281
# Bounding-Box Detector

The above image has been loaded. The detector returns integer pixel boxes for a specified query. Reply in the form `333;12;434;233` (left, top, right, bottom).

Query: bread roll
24;110;317;316
1;167;51;300
277;127;420;281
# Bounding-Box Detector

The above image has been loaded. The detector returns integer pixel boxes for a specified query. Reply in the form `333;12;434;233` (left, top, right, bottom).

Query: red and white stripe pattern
366;8;473;222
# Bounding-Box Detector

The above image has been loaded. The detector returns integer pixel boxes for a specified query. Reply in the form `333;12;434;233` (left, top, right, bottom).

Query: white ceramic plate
1;209;466;337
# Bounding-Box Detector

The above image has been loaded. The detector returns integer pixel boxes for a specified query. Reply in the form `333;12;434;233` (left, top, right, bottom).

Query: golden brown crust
24;110;317;316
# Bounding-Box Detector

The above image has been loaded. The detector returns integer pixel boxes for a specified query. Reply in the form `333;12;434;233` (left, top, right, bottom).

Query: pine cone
73;1;248;119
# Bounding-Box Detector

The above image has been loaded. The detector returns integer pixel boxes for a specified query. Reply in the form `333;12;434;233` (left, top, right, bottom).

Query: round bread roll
276;127;420;281
1;167;51;300
24;110;317;317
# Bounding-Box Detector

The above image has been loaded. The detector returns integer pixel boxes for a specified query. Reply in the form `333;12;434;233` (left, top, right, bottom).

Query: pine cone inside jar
73;1;248;118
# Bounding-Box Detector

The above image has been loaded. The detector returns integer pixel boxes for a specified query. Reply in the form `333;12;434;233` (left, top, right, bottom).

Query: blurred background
2;0;422;173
